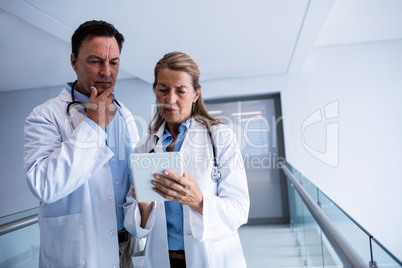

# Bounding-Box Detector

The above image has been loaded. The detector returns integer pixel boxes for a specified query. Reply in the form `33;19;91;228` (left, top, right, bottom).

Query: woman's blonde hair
149;52;221;134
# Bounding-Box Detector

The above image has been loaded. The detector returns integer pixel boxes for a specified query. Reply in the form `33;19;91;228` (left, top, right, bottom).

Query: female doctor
124;52;250;268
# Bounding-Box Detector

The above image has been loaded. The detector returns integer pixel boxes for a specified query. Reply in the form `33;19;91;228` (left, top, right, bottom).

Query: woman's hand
152;170;204;215
131;184;153;228
131;184;152;205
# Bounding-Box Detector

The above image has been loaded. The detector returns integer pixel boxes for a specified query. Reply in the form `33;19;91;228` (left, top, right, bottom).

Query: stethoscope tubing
148;123;221;182
66;80;120;130
66;80;85;130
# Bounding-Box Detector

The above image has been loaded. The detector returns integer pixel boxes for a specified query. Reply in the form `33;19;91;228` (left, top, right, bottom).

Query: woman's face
155;69;200;129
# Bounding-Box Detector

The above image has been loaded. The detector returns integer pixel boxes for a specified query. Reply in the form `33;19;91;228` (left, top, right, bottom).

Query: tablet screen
130;152;184;202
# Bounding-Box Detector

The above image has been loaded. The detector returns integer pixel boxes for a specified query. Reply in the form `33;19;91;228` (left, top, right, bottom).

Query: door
205;94;288;224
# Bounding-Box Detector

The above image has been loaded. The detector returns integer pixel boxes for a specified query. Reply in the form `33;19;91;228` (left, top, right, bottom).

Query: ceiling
0;0;401;92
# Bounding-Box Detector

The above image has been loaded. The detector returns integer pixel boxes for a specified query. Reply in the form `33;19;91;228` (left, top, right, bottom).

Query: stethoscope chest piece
211;166;221;182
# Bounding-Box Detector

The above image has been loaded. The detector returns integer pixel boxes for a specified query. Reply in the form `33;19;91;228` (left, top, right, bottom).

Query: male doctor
24;20;139;268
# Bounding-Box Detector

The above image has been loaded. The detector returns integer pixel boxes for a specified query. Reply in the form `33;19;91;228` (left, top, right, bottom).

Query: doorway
205;94;289;224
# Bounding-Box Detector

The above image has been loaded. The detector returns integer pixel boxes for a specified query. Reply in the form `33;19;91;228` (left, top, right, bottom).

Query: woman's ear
193;88;201;103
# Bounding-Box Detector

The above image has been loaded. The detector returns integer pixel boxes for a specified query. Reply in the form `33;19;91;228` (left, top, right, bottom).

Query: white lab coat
24;87;139;268
124;119;250;268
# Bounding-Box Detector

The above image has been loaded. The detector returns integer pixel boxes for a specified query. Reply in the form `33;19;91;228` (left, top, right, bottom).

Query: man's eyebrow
86;55;119;61
87;55;103;60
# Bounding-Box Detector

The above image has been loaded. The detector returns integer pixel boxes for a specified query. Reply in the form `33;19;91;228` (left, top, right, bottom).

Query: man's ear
70;53;78;73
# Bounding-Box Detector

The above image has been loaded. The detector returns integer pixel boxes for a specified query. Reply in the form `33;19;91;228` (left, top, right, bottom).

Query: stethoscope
148;124;221;182
207;125;221;182
66;80;121;130
66;80;85;130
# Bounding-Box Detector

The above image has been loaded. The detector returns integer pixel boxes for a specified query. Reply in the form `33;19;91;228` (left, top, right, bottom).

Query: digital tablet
129;152;184;202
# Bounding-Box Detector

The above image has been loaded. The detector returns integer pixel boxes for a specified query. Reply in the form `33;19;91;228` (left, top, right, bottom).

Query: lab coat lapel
115;103;139;148
59;88;71;103
153;121;166;153
151;119;205;154
180;118;204;155
59;88;85;135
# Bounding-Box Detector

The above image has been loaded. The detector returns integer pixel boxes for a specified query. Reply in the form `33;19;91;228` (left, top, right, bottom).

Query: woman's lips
164;108;178;113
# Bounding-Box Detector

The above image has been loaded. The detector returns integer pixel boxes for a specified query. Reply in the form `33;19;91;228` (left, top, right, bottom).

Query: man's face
71;36;120;96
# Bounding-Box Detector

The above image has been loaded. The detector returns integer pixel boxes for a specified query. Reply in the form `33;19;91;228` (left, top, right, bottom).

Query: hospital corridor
1;0;402;267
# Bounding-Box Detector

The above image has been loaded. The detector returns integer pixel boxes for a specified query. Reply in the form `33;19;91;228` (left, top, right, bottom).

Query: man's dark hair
71;20;124;57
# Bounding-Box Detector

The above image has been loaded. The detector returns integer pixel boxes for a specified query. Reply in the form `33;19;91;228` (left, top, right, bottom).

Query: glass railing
0;207;40;268
285;162;402;268
2;163;401;268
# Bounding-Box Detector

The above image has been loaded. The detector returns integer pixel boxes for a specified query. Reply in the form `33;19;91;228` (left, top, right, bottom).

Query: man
24;20;139;268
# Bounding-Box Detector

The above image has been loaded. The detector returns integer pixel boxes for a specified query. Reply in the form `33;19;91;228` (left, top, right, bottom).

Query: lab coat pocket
131;252;147;268
40;213;85;267
207;234;246;268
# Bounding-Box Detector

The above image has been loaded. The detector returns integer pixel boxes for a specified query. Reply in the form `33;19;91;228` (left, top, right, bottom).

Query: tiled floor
238;224;305;268
3;223;340;268
238;224;341;268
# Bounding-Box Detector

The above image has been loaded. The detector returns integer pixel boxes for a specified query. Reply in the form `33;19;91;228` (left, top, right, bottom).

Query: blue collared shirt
66;83;130;231
162;118;192;251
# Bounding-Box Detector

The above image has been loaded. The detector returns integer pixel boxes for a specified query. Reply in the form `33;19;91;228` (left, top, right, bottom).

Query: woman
124;52;249;268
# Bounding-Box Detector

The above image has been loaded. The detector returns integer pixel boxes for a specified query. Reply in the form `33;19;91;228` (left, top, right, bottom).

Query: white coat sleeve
190;127;250;241
24;106;113;204
123;136;157;238
123;190;156;238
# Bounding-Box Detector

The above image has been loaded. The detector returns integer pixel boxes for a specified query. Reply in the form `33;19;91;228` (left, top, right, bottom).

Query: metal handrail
280;163;368;268
0;214;38;236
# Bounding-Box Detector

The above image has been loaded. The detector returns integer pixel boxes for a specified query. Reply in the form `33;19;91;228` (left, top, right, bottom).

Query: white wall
203;39;402;260
115;78;155;139
0;86;59;217
282;39;402;260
